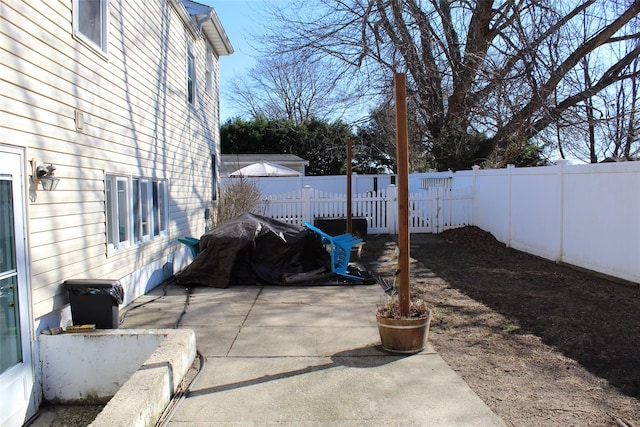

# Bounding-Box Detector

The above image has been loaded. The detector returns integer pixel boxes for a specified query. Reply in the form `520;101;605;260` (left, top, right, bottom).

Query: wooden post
346;138;352;234
394;73;410;317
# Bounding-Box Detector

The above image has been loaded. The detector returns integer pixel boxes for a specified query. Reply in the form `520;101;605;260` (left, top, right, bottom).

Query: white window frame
106;175;168;252
152;180;168;237
133;178;151;243
106;175;131;250
211;154;217;201
187;45;196;104
72;0;109;55
205;47;213;94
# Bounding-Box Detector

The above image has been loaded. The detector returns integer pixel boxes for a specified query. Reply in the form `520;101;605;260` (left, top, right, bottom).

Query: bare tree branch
495;0;640;144
259;0;640;167
528;43;640;137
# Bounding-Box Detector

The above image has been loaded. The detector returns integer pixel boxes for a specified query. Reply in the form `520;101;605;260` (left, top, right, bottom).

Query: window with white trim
106;175;168;251
211;154;217;201
205;47;213;94
133;178;150;242
106;175;130;249
73;0;109;54
187;45;196;104
152;180;167;235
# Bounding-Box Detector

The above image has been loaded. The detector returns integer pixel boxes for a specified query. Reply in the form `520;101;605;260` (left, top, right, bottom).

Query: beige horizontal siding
29;223;105;249
2;0;222;318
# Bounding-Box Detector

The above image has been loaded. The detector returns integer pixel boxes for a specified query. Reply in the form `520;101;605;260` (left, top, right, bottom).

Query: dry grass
360;229;640;426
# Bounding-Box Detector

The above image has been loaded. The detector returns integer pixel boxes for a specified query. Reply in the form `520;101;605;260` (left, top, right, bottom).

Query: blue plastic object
302;221;363;281
178;236;201;258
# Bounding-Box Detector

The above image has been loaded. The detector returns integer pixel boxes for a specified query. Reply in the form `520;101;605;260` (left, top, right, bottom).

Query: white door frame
0;146;36;426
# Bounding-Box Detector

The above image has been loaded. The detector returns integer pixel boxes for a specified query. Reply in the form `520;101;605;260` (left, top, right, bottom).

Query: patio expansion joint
225;286;264;357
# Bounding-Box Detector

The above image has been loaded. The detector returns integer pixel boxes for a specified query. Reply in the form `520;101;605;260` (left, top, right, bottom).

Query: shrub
216;179;264;223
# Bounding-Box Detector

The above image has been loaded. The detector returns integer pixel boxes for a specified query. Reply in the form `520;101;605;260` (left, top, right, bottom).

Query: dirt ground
359;227;639;427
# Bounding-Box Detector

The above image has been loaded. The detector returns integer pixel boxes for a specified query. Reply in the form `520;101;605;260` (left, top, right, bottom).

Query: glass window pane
79;0;103;48
0;180;16;273
0;180;22;373
152;180;167;235
117;180;128;243
187;50;195;104
133;179;140;242
140;181;149;237
153;181;160;236
0;276;22;373
211;155;216;201
206;48;213;93
159;181;167;231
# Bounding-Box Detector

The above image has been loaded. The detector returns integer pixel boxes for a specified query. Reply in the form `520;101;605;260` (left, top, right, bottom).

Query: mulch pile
441;225;504;248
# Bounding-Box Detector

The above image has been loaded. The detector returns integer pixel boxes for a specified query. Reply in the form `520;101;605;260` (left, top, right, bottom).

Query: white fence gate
262;185;474;234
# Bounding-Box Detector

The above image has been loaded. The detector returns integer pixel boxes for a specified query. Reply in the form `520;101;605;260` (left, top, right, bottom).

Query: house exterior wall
1;0;226;336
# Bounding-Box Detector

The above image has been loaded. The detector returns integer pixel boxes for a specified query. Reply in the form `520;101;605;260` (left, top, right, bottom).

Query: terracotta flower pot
376;309;432;354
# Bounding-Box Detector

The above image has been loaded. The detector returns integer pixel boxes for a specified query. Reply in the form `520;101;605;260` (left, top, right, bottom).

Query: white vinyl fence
473;161;640;285
261;184;474;234
222;161;640;285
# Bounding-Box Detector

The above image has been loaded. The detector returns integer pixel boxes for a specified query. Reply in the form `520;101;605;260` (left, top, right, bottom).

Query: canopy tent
229;162;300;177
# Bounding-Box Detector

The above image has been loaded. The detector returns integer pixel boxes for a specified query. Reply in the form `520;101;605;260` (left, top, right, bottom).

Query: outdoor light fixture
31;160;60;191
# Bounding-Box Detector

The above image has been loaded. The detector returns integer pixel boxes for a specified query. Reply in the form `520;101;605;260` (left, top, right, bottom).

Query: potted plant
376;258;432;354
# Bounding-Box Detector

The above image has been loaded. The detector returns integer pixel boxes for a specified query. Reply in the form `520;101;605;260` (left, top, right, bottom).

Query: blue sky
204;1;372;127
202;1;268;122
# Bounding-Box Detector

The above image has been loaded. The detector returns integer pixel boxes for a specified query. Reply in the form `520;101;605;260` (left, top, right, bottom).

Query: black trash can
64;279;123;329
